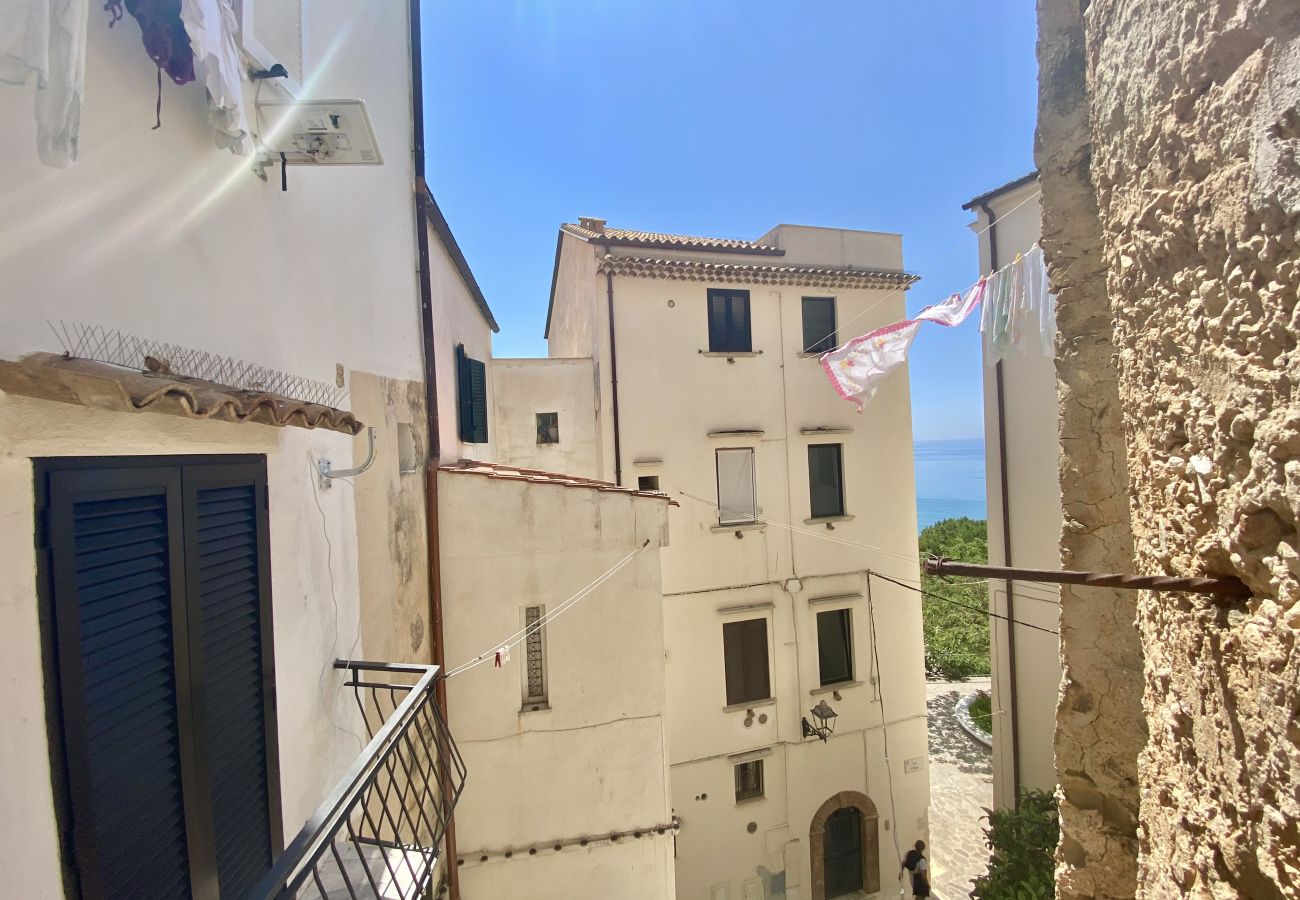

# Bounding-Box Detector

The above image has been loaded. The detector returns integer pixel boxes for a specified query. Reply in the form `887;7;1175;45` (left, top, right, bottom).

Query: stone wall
1038;0;1300;896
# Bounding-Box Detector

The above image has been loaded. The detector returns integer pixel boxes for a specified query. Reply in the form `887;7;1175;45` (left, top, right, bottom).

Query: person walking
901;840;931;898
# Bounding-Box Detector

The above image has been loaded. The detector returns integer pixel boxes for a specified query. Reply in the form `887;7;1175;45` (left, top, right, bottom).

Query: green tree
918;517;990;679
971;789;1060;900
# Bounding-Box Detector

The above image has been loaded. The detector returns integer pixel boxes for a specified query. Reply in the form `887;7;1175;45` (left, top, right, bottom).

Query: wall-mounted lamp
801;700;838;743
318;426;377;489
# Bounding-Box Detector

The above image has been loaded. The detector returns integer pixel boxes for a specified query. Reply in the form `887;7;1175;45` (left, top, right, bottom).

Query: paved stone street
925;679;993;899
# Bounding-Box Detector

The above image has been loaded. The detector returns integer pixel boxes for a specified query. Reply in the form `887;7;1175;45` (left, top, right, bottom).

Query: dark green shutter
186;470;276;897
722;618;770;705
456;344;474;443
47;468;201;899
802;297;837;353
469;357;488;444
707;289;752;352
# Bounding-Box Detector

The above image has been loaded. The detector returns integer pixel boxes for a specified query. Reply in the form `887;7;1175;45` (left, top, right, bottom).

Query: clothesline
819;242;1056;410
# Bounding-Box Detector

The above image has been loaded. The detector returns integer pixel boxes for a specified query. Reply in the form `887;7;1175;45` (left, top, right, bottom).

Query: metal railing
248;661;467;900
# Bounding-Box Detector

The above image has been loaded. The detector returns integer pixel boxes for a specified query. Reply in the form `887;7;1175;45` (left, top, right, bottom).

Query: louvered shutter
470;357;489;444
456;344;474;443
46;467;203;899
185;467;277;897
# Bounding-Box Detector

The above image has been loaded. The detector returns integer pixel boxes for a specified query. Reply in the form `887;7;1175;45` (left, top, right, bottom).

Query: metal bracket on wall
317;426;378;489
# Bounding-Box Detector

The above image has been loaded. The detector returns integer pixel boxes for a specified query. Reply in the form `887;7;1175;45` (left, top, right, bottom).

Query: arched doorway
810;791;879;900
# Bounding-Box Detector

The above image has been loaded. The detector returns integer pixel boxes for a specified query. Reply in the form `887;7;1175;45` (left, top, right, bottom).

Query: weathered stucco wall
1039;0;1300;895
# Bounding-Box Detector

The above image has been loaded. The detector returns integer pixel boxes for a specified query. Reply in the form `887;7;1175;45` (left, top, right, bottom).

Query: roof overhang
423;187;499;333
0;353;363;434
596;256;918;291
962;171;1040;211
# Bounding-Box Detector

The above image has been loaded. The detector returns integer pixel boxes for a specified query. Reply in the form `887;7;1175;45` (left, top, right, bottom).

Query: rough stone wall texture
1039;0;1300;896
1037;2;1146;897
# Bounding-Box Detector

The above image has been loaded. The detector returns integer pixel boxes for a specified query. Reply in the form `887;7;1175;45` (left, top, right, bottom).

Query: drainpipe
603;246;624;486
410;0;460;892
976;200;1022;808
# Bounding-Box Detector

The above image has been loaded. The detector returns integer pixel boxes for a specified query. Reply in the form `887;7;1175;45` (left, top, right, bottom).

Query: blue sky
422;1;1038;442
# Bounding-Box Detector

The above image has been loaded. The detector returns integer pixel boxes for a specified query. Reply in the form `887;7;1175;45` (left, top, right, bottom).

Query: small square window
638;475;660;491
536;412;559;444
734;759;764;802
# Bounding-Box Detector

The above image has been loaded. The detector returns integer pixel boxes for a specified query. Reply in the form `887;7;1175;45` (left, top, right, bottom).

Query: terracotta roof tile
597;255;918;291
561;223;784;256
440;459;678;504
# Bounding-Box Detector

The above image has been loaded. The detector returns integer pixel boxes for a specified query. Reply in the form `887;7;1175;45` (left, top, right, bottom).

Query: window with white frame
716;448;757;525
523;605;547;708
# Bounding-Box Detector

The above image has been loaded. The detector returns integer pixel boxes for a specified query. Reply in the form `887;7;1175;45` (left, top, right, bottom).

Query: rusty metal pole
924;557;1252;601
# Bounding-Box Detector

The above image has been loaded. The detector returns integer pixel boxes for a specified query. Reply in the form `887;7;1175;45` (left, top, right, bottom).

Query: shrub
969;691;992;735
917;517;990;679
971;789;1059;900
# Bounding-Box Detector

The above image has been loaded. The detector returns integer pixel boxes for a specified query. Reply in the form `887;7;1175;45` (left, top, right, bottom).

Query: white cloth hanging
1;0;88;167
180;0;250;155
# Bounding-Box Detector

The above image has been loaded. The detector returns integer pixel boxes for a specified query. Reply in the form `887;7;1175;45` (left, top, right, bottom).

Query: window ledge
520;702;551;714
699;350;763;358
804;514;855;525
799;426;853;435
712;522;765;533
735;795;767;806
723;698;776;713
811;680;865;696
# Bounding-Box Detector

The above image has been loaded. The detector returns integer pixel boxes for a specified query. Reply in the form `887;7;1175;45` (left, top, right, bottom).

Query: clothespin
494;646;510;668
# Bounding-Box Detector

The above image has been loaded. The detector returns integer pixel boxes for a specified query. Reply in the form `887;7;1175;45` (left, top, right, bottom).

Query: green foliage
969;691;993;735
971;789;1060;900
918;517;990;679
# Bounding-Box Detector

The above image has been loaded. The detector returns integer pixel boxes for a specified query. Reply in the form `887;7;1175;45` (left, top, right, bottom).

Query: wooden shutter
184;465;278;897
802;297;836;353
707;289;752;352
469;357;489;444
456;344;473;443
45;467;210;899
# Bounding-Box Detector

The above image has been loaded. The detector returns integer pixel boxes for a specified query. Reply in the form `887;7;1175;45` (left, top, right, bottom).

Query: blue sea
914;438;987;532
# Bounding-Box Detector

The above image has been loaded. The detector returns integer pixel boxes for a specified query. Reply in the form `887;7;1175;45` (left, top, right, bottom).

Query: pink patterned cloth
820;282;985;411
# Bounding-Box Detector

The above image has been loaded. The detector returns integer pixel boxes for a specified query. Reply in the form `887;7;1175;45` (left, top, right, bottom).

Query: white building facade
964;174;1063;810
536;219;931;900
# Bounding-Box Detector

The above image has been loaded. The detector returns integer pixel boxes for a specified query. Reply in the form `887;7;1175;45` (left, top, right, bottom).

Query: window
638;475;660;491
456;344;489;444
734;759;765;802
716;448;757;525
808;443;845;518
802;296;837;353
523;605;548;707
723;618;770;705
707;288;752;352
817;608;854;686
536;412;559;444
37;457;280;898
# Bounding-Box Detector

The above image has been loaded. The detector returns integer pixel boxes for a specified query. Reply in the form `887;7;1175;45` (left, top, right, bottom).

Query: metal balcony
248;661;467;899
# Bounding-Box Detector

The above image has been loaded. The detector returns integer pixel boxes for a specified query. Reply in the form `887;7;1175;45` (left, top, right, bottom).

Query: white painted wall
548;225;929;900
430;221;498;463
492;357;598;476
438;471;676;900
970;180;1063;809
0;396;371;896
0;1;438;891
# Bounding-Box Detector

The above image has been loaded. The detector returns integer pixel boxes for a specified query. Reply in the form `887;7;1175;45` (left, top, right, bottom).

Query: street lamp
802;700;838;742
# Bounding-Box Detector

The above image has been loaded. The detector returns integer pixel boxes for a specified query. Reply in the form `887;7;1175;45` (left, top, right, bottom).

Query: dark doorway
824;806;864;897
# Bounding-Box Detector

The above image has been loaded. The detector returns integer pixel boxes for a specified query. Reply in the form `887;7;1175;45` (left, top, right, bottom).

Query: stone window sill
700;350;763;358
804;514;855;525
811;680;864;697
712;522;765;533
520;702;551;714
734;794;766;806
723;697;776;714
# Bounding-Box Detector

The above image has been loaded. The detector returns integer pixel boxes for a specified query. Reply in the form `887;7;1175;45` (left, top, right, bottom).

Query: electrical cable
442;540;650;678
870;570;1059;636
866;579;905;870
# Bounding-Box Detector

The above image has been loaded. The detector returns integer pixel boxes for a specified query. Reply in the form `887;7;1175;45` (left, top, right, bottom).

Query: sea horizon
914;437;987;532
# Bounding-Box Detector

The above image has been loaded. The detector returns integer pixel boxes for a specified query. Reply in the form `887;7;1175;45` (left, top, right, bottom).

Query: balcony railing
248;661;467;900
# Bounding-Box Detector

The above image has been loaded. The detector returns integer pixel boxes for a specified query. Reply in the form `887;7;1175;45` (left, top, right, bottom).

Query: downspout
977;199;1022;808
410;0;460;894
603;245;624;486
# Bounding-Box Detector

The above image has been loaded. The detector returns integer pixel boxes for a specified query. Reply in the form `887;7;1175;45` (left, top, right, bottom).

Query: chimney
578;216;606;234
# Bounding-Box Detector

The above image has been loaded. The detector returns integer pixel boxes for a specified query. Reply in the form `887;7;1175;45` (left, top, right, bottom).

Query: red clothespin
494;646;510;668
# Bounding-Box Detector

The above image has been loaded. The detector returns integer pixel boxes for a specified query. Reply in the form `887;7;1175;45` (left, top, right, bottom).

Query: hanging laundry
180;0;250;155
981;243;1057;363
494;646;511;668
0;0;89;167
821;283;985;411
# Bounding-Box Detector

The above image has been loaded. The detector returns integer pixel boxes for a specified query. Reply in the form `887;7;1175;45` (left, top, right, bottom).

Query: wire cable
442;540;650;678
870;570;1059;636
866;579;905;869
